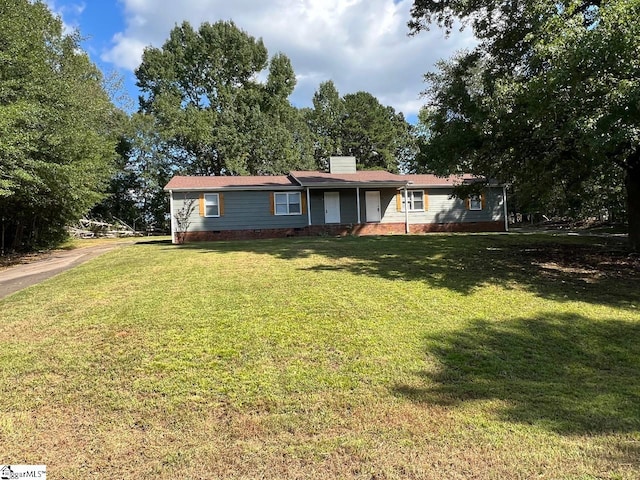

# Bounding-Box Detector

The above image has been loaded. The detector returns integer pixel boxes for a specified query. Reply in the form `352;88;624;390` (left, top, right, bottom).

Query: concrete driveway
0;242;133;300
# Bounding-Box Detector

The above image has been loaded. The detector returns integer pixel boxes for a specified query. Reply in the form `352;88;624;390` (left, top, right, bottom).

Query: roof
164;172;494;191
164;175;298;191
290;170;406;187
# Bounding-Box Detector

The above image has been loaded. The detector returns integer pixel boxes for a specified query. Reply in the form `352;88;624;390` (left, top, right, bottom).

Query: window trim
402;190;426;212
204;193;220;217
274;191;302;216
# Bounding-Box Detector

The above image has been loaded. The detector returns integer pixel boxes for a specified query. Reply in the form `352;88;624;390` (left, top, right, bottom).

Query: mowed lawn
1;234;639;479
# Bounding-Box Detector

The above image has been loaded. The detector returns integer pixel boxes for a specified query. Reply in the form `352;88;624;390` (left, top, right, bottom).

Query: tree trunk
627;154;640;252
12;222;23;252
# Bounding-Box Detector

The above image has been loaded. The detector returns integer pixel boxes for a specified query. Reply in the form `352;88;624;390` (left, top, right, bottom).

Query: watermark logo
0;465;46;479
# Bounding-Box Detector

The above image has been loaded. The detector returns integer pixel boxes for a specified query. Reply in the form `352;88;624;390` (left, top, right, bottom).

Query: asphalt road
0;243;132;300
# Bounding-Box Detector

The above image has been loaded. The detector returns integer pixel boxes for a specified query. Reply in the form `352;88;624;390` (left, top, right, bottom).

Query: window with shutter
204;193;220;217
400;190;426;212
273;192;303;215
469;194;482;211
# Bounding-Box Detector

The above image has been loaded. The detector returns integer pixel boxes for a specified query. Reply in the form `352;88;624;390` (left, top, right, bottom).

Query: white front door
365;191;381;222
324;192;341;224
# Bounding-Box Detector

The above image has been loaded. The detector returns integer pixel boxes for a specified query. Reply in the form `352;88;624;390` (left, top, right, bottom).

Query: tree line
0;3;414;251
1;0;638;252
84;20;418;237
0;0;122;253
410;0;640;249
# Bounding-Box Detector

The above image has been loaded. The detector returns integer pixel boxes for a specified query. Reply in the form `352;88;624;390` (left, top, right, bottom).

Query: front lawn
1;234;639;479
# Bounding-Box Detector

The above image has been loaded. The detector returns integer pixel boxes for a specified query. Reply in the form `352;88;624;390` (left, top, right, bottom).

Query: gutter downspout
306;188;312;227
404;185;409;234
169;189;176;244
356;187;361;224
503;186;509;232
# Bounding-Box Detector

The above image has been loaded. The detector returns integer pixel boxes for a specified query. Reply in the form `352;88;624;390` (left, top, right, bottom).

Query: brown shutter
424;192;429;211
481;193;486;210
301;192;307;214
199;193;205;216
465;197;471;210
269;192;275;215
396;192;402;212
219;193;224;216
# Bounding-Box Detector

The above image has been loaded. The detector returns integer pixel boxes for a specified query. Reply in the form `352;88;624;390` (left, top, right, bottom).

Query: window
204;193;220;217
274;192;302;215
402;190;425;212
469;194;482;211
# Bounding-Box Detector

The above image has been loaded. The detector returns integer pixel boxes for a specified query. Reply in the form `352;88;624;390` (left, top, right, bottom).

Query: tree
307;82;415;172
410;0;640;249
307;80;345;169
173;195;196;244
0;0;120;252
342;92;413;172
136;21;313;177
243;53;316;174
91;114;174;231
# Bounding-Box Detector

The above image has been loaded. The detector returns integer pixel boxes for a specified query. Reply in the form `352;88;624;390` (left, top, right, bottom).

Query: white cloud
101;33;148;71
102;0;476;117
44;0;86;36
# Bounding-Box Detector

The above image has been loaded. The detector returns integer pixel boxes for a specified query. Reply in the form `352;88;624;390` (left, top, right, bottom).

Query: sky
44;0;475;123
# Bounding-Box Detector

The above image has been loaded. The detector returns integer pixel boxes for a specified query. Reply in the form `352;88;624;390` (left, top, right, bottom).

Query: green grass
1;234;639;479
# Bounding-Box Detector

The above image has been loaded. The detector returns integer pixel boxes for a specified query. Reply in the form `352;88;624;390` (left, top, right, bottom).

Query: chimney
329;156;357;174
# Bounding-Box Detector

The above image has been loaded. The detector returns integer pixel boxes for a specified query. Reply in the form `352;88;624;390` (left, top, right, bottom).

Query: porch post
169;189;176;244
306;188;312;226
503;186;509;232
404;185;409;234
356;187;361;224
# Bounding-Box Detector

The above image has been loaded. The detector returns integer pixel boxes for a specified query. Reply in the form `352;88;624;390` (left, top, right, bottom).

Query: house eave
403;183;503;189
302;181;408;189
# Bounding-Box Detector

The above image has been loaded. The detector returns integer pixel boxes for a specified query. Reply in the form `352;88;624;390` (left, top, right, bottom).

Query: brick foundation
178;221;505;243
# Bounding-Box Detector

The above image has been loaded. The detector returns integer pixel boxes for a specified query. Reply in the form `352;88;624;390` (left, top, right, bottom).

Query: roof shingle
164;172;488;190
164;175;297;190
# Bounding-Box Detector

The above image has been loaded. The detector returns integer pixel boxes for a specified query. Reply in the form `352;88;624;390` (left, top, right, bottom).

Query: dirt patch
520;243;640;281
0;250;58;271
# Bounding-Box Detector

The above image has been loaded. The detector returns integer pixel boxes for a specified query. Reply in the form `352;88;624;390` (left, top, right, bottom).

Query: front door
365;191;381;222
324;192;340;224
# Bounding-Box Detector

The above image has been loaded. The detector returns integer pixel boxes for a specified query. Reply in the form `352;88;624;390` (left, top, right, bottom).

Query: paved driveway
0;242;132;300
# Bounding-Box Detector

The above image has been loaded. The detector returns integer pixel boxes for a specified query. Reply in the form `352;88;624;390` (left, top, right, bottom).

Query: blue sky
45;0;475;122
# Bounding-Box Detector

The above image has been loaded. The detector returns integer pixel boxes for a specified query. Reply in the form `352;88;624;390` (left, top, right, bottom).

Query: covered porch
289;170;410;234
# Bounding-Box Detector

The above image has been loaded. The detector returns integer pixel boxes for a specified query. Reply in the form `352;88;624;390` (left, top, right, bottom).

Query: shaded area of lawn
394;312;640;436
164;234;640;309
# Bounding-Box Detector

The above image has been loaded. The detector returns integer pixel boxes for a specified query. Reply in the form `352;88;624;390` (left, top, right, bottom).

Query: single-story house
164;156;508;243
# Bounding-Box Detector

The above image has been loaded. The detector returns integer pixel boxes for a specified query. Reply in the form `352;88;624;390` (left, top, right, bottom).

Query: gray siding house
164;157;508;243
